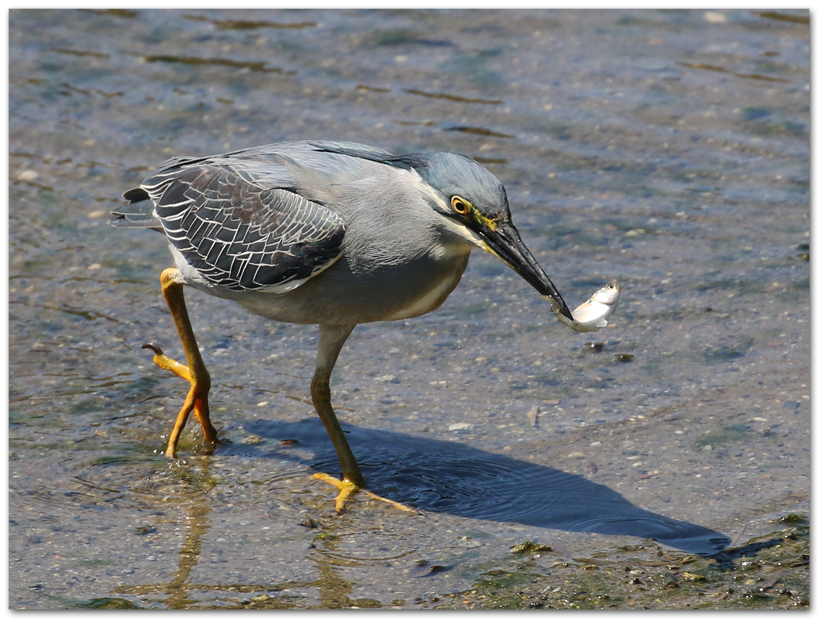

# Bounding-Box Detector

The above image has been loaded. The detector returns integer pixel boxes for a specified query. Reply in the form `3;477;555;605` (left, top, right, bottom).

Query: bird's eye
451;196;470;215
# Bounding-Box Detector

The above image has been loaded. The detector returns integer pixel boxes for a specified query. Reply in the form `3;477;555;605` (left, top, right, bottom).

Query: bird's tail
108;187;162;230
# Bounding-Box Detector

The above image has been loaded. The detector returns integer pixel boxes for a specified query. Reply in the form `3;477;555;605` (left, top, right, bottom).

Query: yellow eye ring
451;196;470;215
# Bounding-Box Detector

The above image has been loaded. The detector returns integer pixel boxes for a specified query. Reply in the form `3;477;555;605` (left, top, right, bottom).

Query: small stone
87;263;102;270
16;169;38;182
448;423;473;431
704;11;726;23
568;451;585;458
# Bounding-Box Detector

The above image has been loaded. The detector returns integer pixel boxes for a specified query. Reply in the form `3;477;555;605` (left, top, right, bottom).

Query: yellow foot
142;342;218;458
312;473;416;514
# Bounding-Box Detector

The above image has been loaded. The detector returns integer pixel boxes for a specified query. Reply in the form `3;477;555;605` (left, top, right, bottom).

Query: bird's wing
141;161;345;293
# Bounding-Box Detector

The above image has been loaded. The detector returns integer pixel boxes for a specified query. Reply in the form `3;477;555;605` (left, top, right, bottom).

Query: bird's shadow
233;418;729;556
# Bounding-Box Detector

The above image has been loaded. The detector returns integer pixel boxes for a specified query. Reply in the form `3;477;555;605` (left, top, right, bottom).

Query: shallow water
9;9;809;609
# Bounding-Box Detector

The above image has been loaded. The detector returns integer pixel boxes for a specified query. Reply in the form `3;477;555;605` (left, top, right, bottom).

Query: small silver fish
550;282;621;333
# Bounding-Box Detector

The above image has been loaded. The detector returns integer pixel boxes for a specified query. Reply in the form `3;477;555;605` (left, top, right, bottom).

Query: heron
111;140;576;511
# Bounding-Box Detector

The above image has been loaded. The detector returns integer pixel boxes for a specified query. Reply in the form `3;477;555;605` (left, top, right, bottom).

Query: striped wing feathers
143;163;345;292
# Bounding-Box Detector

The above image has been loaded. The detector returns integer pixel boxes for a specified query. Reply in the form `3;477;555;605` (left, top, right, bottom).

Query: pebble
448;423;473;431
704;11;727;23
16;169;38;182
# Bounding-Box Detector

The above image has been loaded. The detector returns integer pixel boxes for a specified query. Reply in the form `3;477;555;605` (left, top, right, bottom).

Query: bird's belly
230;253;470;326
381;268;464;321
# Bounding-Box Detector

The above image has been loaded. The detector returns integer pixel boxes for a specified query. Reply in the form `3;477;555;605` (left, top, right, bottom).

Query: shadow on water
238;418;730;556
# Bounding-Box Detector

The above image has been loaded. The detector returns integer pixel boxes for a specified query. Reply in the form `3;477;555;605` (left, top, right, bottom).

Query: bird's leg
310;324;414;513
310;324;363;489
147;268;218;458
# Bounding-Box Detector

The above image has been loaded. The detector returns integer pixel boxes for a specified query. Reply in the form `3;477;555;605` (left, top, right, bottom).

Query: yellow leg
310;325;415;514
145;268;218;458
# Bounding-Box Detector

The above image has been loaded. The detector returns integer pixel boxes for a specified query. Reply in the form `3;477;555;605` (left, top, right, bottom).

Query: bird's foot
312;473;416;514
143;343;219;458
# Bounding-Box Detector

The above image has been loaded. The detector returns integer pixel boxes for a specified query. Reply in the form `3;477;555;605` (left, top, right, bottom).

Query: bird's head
404;152;573;320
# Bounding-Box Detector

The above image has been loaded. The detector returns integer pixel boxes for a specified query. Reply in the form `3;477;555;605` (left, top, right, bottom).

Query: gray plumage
112;140;569;326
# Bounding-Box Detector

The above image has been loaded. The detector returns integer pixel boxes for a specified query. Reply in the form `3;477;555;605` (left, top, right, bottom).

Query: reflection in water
112;456;361;609
115;457;220;608
242;418;730;556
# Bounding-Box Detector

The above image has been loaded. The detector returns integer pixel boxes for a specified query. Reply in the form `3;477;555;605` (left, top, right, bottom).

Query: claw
142;342;164;356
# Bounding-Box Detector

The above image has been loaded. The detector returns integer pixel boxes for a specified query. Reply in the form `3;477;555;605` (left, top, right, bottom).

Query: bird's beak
478;222;573;320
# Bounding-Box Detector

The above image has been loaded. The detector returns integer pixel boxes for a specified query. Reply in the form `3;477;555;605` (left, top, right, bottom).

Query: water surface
9;9;809;609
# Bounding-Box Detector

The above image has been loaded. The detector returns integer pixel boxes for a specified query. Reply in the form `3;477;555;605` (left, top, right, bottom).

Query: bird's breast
381;254;469;321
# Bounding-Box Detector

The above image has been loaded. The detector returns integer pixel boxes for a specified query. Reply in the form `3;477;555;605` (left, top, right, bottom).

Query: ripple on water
16;452;215;515
311;529;418;563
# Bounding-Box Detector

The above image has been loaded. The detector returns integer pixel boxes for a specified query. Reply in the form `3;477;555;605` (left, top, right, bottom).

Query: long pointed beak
479;222;573;320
